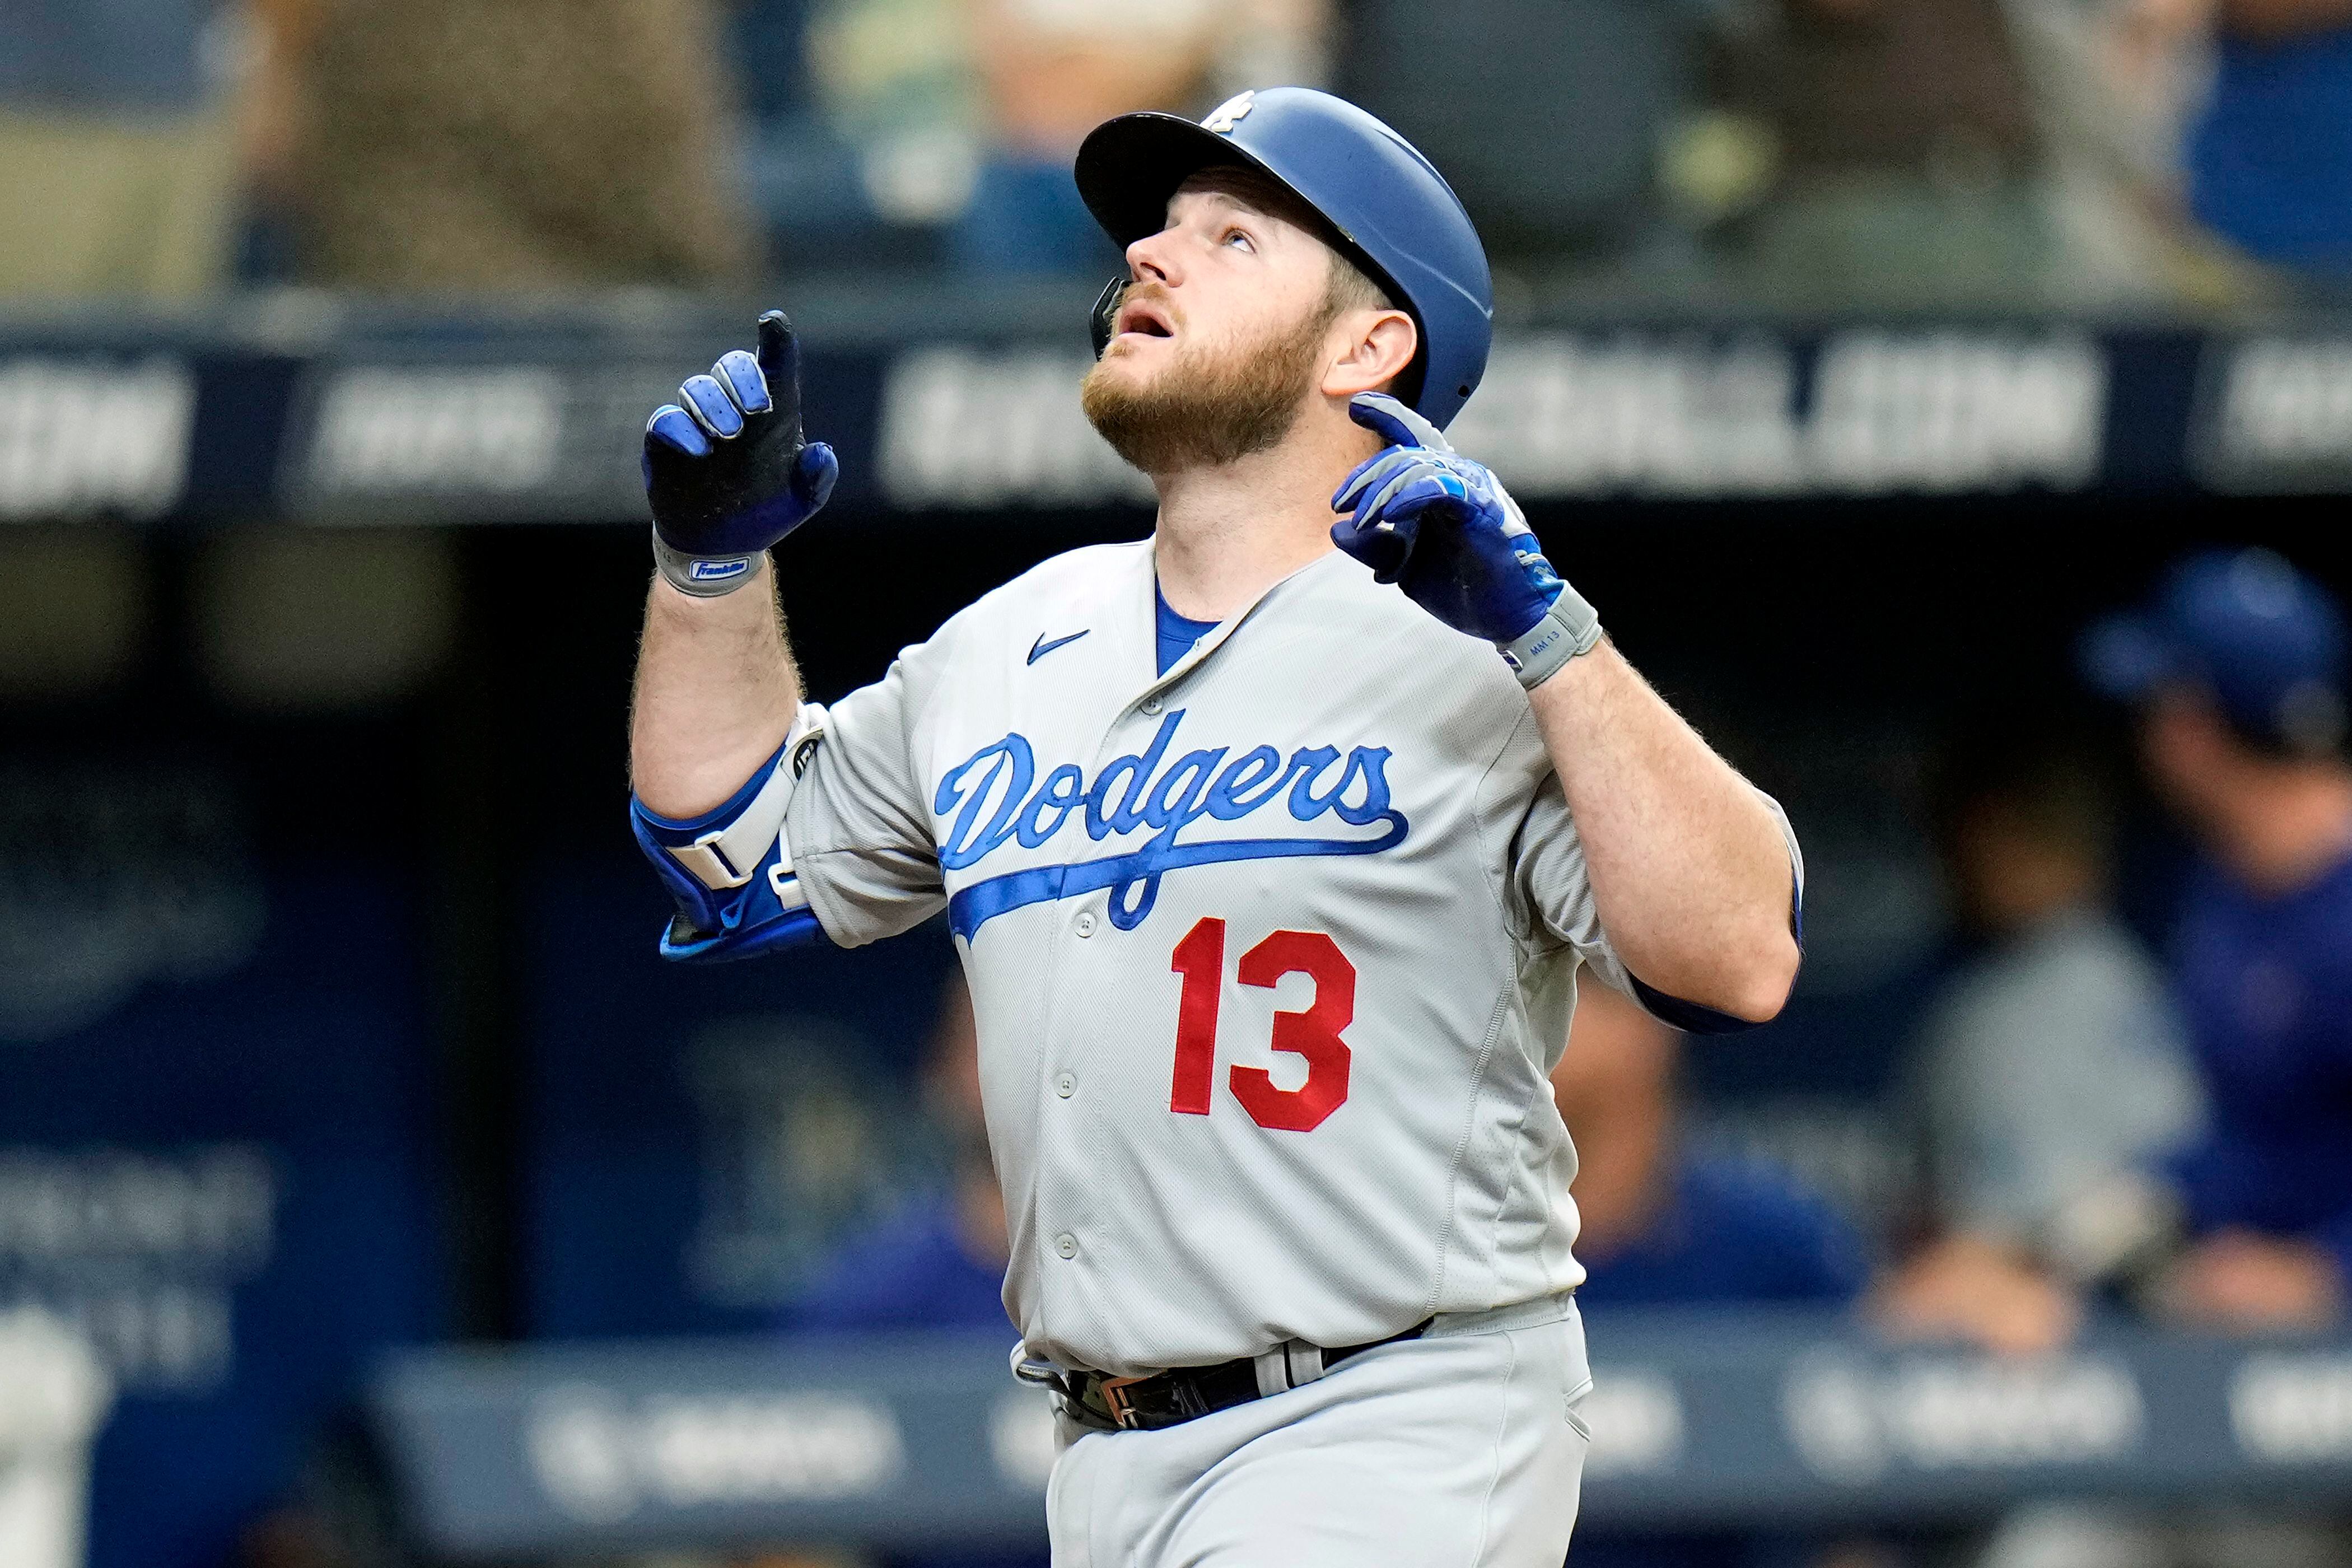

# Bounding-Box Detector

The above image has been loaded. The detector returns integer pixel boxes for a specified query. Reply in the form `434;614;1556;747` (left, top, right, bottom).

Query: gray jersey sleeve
782;638;951;948
1509;769;1804;1016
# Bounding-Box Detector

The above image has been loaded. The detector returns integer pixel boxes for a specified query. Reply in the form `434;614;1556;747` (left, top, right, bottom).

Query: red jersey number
1166;918;1356;1132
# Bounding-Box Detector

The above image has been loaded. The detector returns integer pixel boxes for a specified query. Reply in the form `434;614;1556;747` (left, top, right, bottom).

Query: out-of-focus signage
12;310;2352;519
376;1315;2352;1558
0;357;193;520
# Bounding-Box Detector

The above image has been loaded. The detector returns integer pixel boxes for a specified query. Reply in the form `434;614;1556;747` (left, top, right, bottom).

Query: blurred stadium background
5;0;2352;1565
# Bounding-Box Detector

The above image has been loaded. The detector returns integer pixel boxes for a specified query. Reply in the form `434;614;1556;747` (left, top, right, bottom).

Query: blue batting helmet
2082;547;2349;755
1075;87;1495;430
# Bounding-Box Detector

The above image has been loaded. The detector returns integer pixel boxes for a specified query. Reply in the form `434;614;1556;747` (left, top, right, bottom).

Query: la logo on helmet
1201;91;1254;134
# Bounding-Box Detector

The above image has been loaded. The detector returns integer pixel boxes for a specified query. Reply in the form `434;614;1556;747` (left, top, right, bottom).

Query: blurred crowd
10;4;2352;1563
8;0;2352;306
755;543;2352;1568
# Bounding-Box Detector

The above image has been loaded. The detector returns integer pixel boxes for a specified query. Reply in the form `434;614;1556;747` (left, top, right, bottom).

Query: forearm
1319;391;1794;1016
1525;641;1798;1020
629;557;802;817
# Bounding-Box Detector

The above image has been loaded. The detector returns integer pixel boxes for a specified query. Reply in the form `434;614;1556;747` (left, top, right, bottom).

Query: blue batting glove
643;310;840;596
1330;393;1602;689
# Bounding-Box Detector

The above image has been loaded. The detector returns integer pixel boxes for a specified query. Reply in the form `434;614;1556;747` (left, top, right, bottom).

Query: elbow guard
631;705;831;962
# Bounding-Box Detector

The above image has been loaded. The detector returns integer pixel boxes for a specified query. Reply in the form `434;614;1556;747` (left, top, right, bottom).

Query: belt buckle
1099;1375;1146;1431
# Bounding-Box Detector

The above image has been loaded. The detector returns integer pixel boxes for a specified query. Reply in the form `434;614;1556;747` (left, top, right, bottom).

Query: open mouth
1115;297;1176;340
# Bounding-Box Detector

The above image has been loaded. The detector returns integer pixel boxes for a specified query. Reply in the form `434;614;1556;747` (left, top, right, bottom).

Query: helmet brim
1075;112;1267;250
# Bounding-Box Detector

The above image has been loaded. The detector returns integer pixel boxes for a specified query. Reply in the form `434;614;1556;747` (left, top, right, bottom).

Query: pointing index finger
755;310;800;403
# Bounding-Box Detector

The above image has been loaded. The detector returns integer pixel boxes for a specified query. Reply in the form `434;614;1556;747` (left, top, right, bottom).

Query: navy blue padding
1627;971;1758;1035
631;736;833;961
631;740;789;941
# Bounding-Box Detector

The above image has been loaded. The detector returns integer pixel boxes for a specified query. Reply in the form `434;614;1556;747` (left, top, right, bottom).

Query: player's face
2140;694;2239;823
1096;186;1336;375
1079;184;1346;475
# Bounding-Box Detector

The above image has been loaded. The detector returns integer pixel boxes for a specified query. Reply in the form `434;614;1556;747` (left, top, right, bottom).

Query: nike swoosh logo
1027;630;1089;665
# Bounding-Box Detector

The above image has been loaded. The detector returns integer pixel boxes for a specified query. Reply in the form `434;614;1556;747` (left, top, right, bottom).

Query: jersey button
1056;1072;1076;1098
1074;911;1096;937
1140;696;1164;715
1056;1233;1078;1259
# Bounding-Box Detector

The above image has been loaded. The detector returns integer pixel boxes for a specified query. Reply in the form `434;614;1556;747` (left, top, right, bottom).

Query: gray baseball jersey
765;540;1800;1378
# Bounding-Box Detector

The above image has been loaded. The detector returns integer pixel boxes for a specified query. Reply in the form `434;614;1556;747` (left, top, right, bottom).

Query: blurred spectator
739;0;964;268
0;0;245;296
958;0;1208;273
809;0;1325;273
251;0;755;291
1345;0;2217;300
1878;727;2201;1354
1346;0;1710;265
789;0;1314;274
2076;548;2352;1332
781;974;1040;1568
1706;0;2060;307
1555;983;1868;1568
2003;0;2244;305
1700;0;2219;306
1561;985;1869;1311
785;976;1008;1334
2187;0;2352;292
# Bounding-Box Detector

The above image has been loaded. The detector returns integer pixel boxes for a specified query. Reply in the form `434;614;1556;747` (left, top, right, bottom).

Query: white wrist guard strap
660;704;827;893
652;526;760;598
1500;584;1602;690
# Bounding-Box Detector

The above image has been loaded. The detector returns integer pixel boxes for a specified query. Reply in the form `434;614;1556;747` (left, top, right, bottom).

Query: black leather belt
1056;1320;1431;1432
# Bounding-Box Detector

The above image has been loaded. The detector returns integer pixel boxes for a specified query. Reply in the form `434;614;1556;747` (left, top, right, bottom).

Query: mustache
1114;280;1182;330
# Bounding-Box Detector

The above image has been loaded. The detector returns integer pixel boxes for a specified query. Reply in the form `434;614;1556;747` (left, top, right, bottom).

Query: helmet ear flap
1090;277;1126;359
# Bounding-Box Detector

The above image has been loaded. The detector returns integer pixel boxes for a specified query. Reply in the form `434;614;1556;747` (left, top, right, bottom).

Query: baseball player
629;88;1803;1567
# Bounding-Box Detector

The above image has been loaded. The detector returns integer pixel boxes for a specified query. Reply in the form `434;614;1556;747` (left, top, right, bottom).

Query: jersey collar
1133;543;1359;698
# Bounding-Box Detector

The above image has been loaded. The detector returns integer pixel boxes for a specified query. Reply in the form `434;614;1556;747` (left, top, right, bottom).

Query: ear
1321;308;1418;400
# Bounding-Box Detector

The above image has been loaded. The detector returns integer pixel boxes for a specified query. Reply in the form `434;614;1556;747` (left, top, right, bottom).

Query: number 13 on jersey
1167;917;1356;1132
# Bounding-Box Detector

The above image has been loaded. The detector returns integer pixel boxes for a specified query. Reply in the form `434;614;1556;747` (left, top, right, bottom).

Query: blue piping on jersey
948;816;1408;939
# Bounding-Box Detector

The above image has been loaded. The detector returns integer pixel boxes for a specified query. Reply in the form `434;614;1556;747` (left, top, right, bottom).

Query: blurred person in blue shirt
954;0;1327;273
755;0;1329;272
2189;0;2352;288
1557;984;1869;1313
1553;983;1868;1568
2075;547;2352;1331
787;976;1009;1336
784;976;1043;1568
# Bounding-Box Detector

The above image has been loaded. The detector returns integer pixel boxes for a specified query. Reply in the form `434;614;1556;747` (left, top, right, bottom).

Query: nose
1124;230;1177;288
